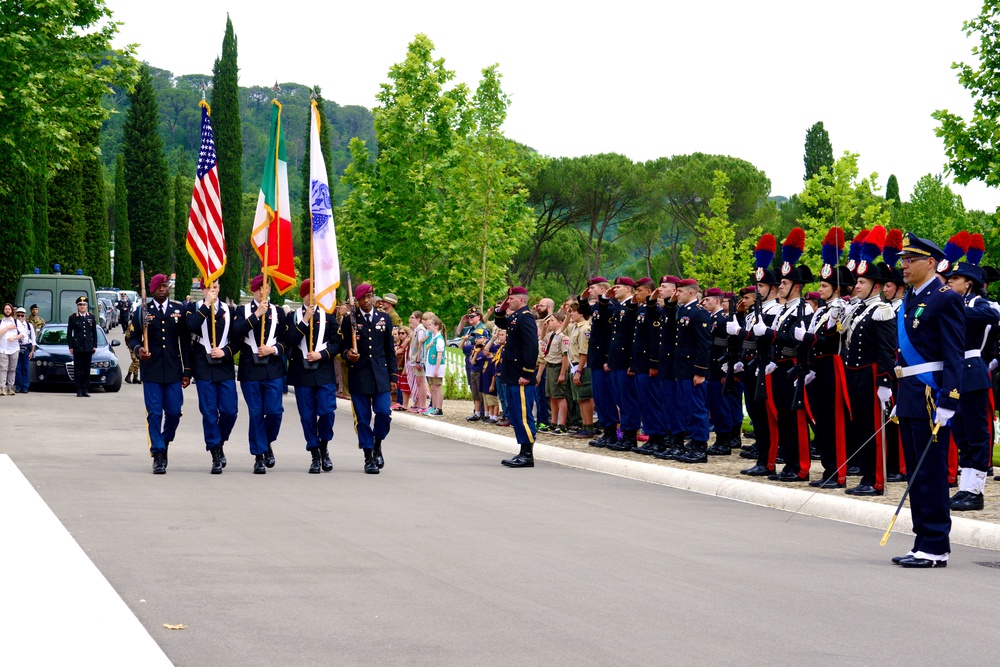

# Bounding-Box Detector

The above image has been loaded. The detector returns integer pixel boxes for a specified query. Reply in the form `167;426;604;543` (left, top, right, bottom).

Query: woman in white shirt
0;303;23;396
422;313;446;416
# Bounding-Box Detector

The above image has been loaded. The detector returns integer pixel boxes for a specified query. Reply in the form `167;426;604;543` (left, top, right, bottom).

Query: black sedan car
31;324;123;392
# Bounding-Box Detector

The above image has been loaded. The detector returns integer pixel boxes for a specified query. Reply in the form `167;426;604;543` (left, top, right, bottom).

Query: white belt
895;361;944;378
964;350;981;359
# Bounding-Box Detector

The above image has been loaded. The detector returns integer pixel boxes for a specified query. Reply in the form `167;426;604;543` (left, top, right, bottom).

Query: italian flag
251;100;296;294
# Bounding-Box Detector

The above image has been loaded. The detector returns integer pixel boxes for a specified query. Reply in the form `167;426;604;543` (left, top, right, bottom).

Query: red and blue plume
967;233;986;267
781;228;806;267
883;229;903;266
754;233;777;269
848;229;869;264
861;225;887;263
943;231;971;266
821;227;844;267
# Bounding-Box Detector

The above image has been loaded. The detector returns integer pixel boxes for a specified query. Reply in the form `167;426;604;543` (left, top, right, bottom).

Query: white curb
395;413;1000;552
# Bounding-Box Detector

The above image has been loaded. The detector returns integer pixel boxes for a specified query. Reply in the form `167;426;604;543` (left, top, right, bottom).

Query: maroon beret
587;276;609;286
299;279;312;298
704;287;724;297
614;276;635;287
354;283;374;300
739;285;756;296
150;273;168;293
722;291;735;299
660;275;681;285
508;286;528;296
677;278;699;288
806;291;822;300
636;277;654;288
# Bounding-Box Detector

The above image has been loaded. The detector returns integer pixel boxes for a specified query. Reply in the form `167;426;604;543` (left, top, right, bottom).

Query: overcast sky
106;0;999;212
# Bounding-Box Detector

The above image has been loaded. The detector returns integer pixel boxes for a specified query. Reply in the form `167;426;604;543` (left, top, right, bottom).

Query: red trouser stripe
831;358;848;485
797;409;810;479
765;374;779;471
948;434;958;485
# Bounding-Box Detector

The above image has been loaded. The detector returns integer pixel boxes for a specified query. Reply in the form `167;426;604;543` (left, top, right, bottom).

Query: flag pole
308;92;317;354
261;83;281;347
200;81;218;349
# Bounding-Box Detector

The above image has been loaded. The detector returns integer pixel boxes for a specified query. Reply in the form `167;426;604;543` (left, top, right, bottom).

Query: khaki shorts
545;362;569;400
427;376;443;386
483;394;499;408
570;366;593;401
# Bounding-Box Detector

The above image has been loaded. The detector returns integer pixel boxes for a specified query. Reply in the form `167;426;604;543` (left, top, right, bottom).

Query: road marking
0;455;172;666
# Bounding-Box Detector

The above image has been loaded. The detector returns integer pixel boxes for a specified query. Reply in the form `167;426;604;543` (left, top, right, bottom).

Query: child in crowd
492;329;509;426
476;338;499;423
538;311;570;435
422;313;446;416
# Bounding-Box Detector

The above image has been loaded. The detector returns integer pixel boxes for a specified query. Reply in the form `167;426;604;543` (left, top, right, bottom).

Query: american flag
186;103;226;285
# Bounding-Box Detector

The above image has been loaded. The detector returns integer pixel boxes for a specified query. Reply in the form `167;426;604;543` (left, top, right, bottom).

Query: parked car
446;336;462;348
96;299;111;332
98;297;118;330
31;323;123;392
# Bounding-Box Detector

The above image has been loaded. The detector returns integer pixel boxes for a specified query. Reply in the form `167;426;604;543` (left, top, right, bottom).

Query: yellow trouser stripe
519;384;534;444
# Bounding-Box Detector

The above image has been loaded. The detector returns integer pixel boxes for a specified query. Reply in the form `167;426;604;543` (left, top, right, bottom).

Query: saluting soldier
287;279;346;474
703;287;738;456
652;276;684;460
673;278;712;463
578;277;618;448
340;282;397;474
129;274;192;474
890;233;965;568
944;251;999;511
604;277;640;452
67;295;98;398
185;279;237;475
232;274;288;474
493;286;540;467
626;278;665;455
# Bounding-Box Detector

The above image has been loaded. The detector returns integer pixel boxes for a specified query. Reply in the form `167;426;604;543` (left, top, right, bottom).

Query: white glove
935;408;955;426
752;322;767;337
734;362;744;373
828;304;843;321
877;386;893;408
990;359;999;372
765;362;777;375
804;370;816;385
721;363;729;373
726;320;741;336
793;324;806;341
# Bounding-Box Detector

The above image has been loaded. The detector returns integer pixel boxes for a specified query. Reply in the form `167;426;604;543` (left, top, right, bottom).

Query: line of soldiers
573;226;995;567
128;273;397;476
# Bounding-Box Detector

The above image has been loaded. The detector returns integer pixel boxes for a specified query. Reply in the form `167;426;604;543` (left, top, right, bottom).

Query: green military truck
16;269;97;324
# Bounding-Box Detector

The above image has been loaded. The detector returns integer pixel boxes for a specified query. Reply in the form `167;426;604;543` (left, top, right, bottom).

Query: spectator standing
422;313;446;416
492;328;510;425
477;338;500;423
532;298;554;428
567;303;595;439
539;311;570;434
458;307;489;421
0;303;21;396
380;293;403;327
408;311;429;412
394;326;411;409
14;307;35;393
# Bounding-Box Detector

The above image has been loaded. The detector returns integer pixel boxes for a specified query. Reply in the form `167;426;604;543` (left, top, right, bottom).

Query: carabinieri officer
185;279;237;475
129;273;192;474
287;279;345;474
494;286;540;468
891;233;965;568
67;295;98;398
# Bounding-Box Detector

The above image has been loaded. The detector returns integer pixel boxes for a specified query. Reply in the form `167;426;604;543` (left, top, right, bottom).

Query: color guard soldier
287;279;346;474
578;277;617;448
340;282;398;474
129;274;192;474
494;286;540;468
673;278;712;463
186;279;238;474
233;274;288;474
890;233;964;568
67;295;98;398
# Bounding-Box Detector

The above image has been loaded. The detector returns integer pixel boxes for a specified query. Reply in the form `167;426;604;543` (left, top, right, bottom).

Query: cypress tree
113;155;131;289
212;16;243;302
803;122;834;181
82;128;111;286
32;166;49;272
299;89;336;268
886;174;901;206
173;172;195;300
0;163;35;301
48;157;86;274
123;65;172;285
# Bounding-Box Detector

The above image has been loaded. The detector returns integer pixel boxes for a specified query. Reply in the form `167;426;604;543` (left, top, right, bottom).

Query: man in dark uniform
232;274;288;474
287;279;345;474
493;286;540;468
129;274;192;474
67;296;98;398
652;276;684;459
629;278;665;455
703;287;738;456
603;277;640;451
673;278;712;463
891;233;965;567
116;294;131;335
185;279;237;475
340;282;397;474
578;278;617;448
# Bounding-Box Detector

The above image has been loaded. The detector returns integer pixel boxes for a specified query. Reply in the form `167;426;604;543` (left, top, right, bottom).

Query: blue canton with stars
197;106;217;179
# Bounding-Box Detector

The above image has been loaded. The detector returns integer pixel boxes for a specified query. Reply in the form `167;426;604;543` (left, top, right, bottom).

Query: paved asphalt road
4;330;999;666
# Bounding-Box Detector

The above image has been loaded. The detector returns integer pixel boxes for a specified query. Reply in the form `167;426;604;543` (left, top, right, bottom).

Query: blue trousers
707;379;736;433
610;369;641;431
195;379;238;450
505;382;537;447
351;391;391;450
497;380;508;415
676;378;709;442
635;373;665;436
592;368;618;429
953;389;991;471
656;376;683;436
535;370;549;424
240;378;284;456
143;381;183;454
900;417;952;556
15;349;31;391
295;384;337;451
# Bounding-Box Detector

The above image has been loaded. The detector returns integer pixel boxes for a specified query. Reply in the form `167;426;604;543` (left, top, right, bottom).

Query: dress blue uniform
653;294;683;454
706;306;737;450
895;235;965;564
494;298;539;459
673;294;712;459
129;295;192;472
186;300;238;463
578;283;618;444
630;295;664;454
604;284;640;449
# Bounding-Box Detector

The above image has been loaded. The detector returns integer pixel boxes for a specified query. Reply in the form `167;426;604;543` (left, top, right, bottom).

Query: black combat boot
264;445;276;468
501;444;535;468
678;441;708;464
373;439;385;469
218;445;227;469
152;451;166;475
706;431;732;456
254;454;266;474
309;448;322;474
364;448;380;474
610;430;637;452
632;434;659;455
210;447;223;474
319;441;333;472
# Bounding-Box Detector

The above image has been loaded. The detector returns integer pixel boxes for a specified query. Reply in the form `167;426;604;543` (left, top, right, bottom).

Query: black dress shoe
253;455;266;474
364;459;380;474
466;413;482;422
886;473;906;483
898;556;947;568
891;553;913;565
152;452;166;475
501;454;535;468
76;390;83;397
264;446;276;468
768;470;806;482
373;440;385;469
845;483;883;496
739;445;759;460
808;477;845;488
740;464;772;476
846;466;861;476
82;390;90;397
706;443;732;456
951;492;985;511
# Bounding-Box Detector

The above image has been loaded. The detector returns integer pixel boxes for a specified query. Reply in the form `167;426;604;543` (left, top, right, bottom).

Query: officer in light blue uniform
891;234;965;568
